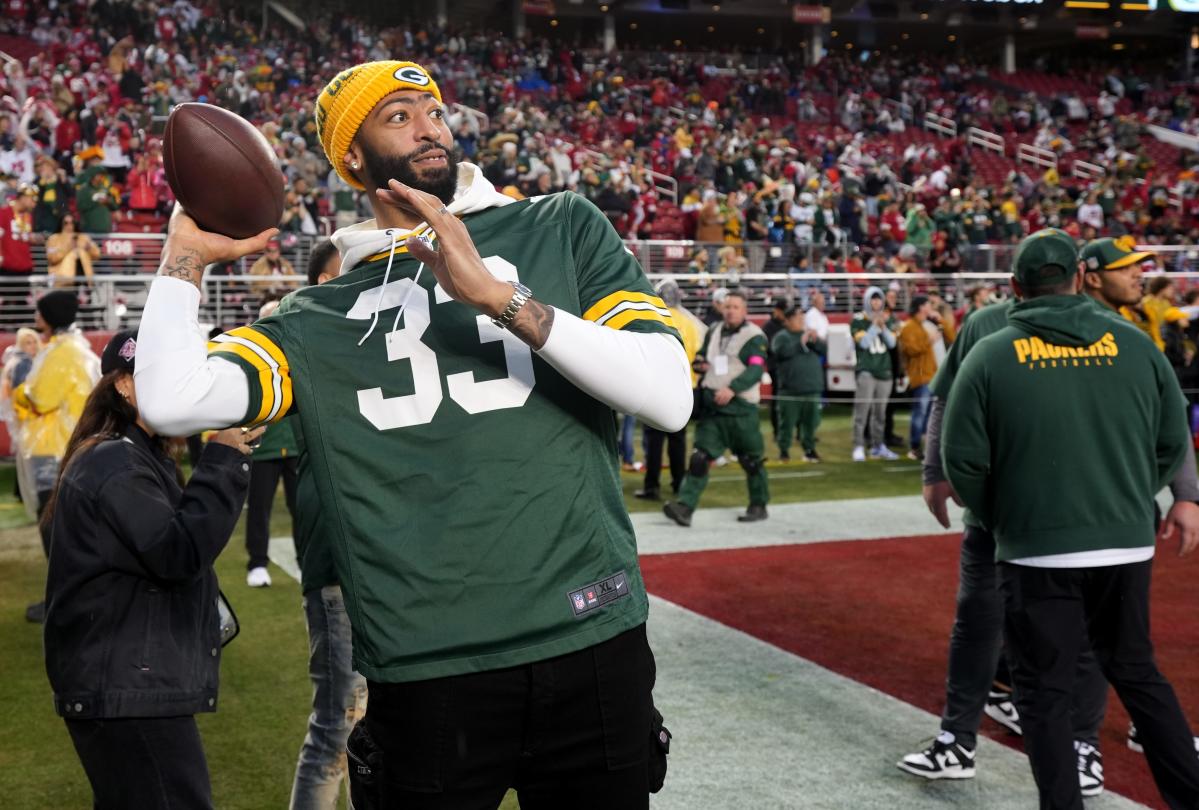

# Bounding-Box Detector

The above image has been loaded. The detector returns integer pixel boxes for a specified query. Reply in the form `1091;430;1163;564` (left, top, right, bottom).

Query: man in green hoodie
903;230;1199;795
942;231;1199;810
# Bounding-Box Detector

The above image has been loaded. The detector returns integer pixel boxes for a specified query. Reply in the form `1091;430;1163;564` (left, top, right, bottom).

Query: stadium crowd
0;0;1196;292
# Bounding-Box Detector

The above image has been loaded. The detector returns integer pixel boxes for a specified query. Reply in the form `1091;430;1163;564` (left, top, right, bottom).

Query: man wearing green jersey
135;60;692;806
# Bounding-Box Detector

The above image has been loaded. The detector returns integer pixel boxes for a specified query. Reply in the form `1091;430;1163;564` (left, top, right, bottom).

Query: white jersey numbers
350;256;536;430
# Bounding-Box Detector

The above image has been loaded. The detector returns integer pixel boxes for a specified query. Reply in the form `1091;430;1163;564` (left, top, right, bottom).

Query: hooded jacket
942;295;1189;562
850;285;898;379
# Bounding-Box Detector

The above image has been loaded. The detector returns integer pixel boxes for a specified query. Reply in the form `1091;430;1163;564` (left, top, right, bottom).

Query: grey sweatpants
852;371;891;449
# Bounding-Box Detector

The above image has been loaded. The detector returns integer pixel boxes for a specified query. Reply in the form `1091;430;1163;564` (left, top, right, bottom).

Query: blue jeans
290;586;368;810
620;414;636;465
909;384;932;451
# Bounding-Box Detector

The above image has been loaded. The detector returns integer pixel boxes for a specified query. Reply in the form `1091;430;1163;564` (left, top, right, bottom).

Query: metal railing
1072;159;1106;181
923;112;957;139
1016;143;1058;172
967;126;1005;156
3;238;1194;330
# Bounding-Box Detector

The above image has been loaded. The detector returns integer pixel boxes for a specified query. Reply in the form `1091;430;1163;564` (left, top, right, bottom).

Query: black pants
66;715;212;810
244;457;297;570
642;426;686;495
1001;560;1199;810
360;624;655;809
940;526;1106;750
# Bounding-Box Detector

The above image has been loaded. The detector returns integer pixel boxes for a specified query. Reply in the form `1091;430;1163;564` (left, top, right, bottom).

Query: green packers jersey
208;192;680;682
849;313;898;379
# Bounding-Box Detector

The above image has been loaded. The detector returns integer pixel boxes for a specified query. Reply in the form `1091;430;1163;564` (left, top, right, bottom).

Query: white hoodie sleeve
536;308;693;433
134;277;251;436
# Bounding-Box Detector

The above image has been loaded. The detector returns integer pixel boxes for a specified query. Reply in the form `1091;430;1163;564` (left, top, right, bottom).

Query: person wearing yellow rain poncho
15;290;100;623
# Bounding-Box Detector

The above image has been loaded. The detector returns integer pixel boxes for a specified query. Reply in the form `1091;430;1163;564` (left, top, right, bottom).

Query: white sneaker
1075;740;1104;797
984;690;1022;735
852;446;866;462
898;731;976;780
246;566;272;588
871;445;899;461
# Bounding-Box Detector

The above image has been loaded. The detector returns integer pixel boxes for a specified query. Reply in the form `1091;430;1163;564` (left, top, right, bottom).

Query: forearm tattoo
161;247;205;290
509;298;555;351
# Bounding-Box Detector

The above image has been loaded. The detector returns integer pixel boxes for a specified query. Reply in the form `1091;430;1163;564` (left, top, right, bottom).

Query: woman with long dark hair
43;330;263;810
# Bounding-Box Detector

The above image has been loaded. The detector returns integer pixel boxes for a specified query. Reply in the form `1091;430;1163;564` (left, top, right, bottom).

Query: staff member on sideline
43;331;260;810
942;234;1199;810
664;289;770;526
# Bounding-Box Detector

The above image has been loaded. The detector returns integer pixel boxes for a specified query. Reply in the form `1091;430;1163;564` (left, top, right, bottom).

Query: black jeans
642;426;686;495
1001;560;1199;810
940;526;1106;750
244;457;297;570
66;715;212;810
361;624;655;809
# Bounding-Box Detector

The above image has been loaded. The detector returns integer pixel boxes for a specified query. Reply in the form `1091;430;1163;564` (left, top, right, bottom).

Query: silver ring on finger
437;206;449;215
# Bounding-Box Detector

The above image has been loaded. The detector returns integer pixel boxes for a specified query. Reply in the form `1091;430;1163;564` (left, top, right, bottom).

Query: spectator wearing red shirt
0;184;40;320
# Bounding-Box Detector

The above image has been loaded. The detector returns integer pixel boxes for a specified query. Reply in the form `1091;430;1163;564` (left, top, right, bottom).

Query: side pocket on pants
347;719;382;810
594;625;655;770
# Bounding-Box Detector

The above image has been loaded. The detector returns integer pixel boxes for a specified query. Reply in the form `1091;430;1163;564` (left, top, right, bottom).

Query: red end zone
642;534;1198;809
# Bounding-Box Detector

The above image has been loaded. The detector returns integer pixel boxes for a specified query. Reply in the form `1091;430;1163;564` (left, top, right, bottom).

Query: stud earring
351;161;360;170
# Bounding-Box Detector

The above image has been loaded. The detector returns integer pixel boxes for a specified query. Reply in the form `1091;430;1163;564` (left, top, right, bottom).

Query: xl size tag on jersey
568;571;630;619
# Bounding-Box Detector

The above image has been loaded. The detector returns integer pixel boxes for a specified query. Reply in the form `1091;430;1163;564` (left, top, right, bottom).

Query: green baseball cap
1012;228;1079;286
1079;236;1155;272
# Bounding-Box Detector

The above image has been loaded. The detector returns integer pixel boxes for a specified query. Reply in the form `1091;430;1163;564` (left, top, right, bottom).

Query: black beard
361;141;458;206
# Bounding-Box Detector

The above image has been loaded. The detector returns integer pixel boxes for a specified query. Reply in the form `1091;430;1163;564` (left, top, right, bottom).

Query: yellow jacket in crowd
1121;297;1188;353
13;332;100;459
670;305;707;386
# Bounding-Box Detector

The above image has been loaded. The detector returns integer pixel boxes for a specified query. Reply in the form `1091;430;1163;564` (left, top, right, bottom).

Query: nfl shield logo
572;593;586;611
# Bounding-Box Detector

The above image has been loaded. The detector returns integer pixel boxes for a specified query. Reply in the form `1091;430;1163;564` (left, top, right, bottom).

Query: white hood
330;161;514;276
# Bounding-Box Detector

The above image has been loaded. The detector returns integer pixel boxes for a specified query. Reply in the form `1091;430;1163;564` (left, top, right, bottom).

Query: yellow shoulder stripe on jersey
583;291;671;323
602;308;677;332
584;292;677;332
362;225;436;265
207;327;293;425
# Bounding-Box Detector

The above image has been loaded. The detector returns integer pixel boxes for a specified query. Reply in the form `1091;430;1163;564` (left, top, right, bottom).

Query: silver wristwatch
492;281;533;330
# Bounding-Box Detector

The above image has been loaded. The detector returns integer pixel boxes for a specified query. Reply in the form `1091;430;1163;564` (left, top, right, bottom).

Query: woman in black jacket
43;330;263;810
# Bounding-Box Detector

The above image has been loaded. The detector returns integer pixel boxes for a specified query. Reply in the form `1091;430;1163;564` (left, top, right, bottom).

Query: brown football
163;103;285;239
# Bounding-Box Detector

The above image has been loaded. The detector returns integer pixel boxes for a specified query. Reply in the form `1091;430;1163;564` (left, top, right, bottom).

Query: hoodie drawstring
357;229;427;347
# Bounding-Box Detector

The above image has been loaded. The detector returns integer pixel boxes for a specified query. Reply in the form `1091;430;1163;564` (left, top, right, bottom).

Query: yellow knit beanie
315;61;443;190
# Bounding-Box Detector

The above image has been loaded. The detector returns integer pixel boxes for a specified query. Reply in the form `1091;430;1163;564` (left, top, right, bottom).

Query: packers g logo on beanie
315;61;443;190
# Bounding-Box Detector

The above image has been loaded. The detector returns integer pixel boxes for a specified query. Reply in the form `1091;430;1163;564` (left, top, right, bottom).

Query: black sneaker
778;453;791;462
984;690;1022;735
25;601;45;624
663;502;693;527
737;504;768;522
885;434;905;448
804;451;821;463
634;487;661;501
898;732;976;780
1074;741;1103;797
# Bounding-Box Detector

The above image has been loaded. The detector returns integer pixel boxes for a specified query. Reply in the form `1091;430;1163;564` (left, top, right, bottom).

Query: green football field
0;407;918;809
